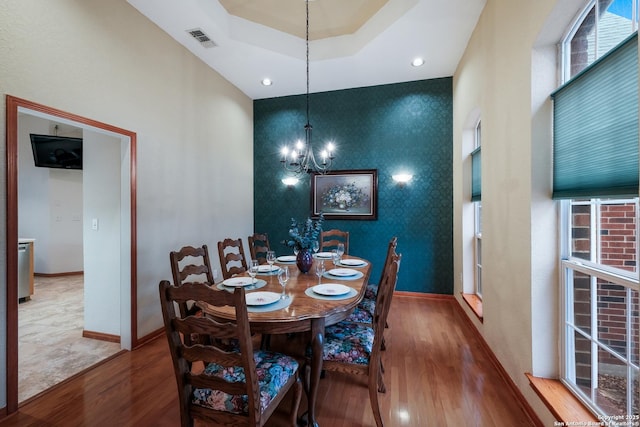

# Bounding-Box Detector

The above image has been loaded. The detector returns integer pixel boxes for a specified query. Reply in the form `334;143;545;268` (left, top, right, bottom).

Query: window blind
551;32;638;199
471;146;481;202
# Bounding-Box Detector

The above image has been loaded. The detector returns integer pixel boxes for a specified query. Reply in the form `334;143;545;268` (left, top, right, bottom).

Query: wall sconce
392;174;413;185
281;177;299;187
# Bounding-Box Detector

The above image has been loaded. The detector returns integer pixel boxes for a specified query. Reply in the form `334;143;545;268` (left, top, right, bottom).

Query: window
558;0;639;418
563;0;639;79
473;121;482;298
561;199;639;416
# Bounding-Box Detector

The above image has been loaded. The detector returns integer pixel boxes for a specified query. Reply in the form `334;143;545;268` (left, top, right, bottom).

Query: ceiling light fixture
411;58;425;67
261;78;273;86
280;0;335;177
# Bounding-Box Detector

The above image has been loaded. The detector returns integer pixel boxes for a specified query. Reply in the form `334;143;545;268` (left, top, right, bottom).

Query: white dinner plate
327;268;359;277
312;283;351;296
277;255;296;262
222;277;255;287
257;265;279;273
314;252;333;259
245;291;281;306
339;259;366;267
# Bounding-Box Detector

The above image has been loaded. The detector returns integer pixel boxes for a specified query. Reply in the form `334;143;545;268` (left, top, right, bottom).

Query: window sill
526;374;597;424
461;293;483;321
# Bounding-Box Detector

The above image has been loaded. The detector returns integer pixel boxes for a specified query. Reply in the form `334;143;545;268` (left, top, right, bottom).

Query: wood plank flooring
0;295;538;426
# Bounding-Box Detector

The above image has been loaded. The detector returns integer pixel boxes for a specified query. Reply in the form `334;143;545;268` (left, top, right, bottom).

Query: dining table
200;253;372;427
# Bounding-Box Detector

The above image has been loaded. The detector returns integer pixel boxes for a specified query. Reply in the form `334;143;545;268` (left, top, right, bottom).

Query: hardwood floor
1;295;538;426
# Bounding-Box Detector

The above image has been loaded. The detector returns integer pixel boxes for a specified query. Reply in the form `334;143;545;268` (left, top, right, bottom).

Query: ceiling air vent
186;28;216;48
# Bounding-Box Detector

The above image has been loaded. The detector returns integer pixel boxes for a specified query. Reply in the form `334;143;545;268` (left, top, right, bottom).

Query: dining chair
345;237;398;333
319;229;349;255
159;280;303;427
169;244;215;321
306;253;401;427
217;237;249;280
248;232;271;265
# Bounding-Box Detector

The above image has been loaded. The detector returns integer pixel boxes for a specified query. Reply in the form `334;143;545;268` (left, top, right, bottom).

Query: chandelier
280;0;335;177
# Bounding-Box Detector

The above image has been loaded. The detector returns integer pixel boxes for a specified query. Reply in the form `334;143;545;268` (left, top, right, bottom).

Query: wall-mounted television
30;134;83;170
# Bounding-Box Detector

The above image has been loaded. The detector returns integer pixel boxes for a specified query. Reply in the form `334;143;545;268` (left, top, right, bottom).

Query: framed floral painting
311;169;378;220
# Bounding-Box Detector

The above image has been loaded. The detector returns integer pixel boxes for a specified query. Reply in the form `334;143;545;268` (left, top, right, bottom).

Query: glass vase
296;248;314;273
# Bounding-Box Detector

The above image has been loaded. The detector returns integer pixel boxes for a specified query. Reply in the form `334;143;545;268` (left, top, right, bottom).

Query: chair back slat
170;245;215;285
372;253;401;355
217;238;249;279
320;229;349;254
379;237;398;284
248;233;271;264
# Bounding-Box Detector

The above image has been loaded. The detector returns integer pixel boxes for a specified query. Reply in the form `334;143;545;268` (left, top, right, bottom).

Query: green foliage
285;213;324;250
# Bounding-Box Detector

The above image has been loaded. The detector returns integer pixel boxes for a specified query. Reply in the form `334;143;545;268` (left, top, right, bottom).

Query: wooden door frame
5;95;138;413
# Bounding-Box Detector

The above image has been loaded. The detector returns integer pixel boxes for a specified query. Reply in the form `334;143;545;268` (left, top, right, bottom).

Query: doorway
5;95;138;414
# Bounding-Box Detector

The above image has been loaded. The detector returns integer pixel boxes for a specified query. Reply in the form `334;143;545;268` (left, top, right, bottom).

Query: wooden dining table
200;254;372;427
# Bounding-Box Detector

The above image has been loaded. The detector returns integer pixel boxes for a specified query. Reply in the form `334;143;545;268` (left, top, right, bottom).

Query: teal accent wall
254;78;453;294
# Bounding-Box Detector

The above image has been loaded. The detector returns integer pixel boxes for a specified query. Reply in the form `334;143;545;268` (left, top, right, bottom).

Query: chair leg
302;363;310;396
260;333;271;350
369;372;384;427
289;377;303;427
377;361;386;393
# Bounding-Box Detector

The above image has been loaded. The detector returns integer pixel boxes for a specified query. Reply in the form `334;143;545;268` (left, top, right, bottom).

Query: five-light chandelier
280;0;335;177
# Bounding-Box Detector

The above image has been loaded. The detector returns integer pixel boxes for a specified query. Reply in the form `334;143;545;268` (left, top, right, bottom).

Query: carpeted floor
18;274;122;402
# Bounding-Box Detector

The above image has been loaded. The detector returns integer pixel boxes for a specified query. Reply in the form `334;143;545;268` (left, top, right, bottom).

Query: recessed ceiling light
411;58;425;67
261;78;273;86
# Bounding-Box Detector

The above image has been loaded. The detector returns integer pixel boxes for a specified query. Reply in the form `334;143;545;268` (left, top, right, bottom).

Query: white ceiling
127;0;486;100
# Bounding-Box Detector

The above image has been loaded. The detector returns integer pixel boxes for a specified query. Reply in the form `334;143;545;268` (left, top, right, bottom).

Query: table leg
307;318;325;427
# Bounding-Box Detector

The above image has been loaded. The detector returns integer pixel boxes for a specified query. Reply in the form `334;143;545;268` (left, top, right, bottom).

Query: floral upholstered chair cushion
344;297;376;323
192;350;299;414
344;304;373;324
321;322;374;365
364;283;378;300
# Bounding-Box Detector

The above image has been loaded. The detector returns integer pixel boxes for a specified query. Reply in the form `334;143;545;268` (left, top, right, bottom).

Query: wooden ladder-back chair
169;244;215;319
345;237;398;334
307;253;401;427
320;229;349;255
159;280;302;427
217;238;249;280
248;233;271;265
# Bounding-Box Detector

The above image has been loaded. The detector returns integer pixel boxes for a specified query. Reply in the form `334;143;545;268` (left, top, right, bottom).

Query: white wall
83;130;122;336
0;0;254;407
18;115;84;274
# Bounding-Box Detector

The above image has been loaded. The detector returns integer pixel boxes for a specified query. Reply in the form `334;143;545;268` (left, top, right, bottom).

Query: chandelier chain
279;0;335;177
306;0;310;126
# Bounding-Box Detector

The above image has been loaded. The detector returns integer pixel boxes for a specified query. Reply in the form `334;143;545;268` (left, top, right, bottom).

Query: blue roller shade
471;146;481;202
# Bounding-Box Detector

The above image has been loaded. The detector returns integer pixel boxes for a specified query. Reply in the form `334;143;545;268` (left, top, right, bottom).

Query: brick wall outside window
571;202;639;400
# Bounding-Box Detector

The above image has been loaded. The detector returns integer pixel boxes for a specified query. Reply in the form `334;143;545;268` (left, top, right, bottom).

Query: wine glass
293;246;299;256
315;261;325;285
312;240;320;255
336;243;345;261
249;259;259;286
331;250;339;267
277;266;289;299
266;250;276;272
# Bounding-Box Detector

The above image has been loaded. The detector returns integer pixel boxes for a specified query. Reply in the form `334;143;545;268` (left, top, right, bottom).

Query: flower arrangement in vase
284;214;324;273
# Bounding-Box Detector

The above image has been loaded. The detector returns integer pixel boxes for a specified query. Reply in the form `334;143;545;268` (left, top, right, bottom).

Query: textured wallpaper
254;78;453;294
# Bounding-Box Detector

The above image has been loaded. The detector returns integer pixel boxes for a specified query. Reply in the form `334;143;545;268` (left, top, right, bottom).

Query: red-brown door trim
4;95;138;414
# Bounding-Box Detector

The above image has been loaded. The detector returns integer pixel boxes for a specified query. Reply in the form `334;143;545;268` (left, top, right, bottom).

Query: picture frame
311;169;378;220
